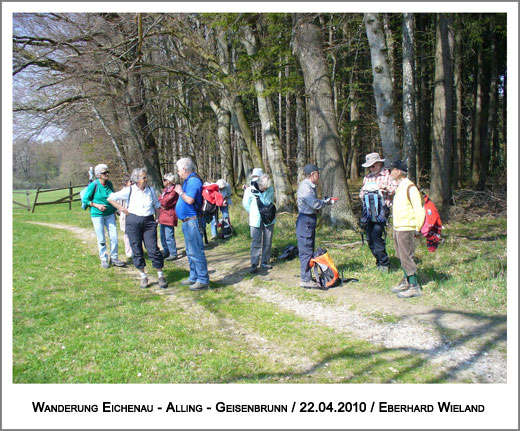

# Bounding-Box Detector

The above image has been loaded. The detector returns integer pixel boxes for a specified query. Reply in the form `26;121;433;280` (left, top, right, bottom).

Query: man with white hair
174;158;209;291
359;152;397;272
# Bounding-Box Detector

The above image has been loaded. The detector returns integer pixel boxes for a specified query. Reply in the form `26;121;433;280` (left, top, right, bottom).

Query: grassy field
11;188;507;383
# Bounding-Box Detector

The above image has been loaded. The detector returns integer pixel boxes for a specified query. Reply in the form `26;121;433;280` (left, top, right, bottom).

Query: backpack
218;217;233;239
277;245;298;261
201;183;224;222
309;248;340;289
80;180;99;210
407;185;442;252
360;182;386;226
254;194;276;225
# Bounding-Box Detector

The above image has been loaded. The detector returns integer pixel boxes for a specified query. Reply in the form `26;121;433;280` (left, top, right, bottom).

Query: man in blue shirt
174;158;209;290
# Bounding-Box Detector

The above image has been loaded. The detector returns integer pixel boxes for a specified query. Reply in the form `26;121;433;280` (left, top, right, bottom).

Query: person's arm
409;186;425;233
174;183;195;205
302;182;326;210
242;187;252;213
107;187;130;215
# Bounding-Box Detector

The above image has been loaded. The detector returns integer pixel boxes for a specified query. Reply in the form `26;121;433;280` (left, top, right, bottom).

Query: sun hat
303;164;322;176
361;152;386;168
250;168;264;180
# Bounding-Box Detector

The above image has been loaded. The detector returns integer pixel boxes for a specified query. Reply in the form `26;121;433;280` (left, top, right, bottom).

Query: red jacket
158;185;179;227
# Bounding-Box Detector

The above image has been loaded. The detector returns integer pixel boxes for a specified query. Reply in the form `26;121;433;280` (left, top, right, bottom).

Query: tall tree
402;13;418;183
292;13;356;226
364;13;400;160
430;14;454;214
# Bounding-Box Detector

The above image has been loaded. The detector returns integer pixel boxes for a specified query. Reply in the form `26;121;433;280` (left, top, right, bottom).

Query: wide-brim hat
250;168;264;179
362;152;385;168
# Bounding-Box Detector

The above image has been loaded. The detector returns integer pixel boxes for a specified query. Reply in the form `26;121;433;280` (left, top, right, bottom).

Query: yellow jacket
392;178;425;231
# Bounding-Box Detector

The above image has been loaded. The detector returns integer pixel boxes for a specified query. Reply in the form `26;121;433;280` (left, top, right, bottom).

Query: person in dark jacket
159;173;180;261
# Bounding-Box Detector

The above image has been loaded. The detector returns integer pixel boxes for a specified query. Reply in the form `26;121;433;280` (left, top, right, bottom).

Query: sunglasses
101;171;109;175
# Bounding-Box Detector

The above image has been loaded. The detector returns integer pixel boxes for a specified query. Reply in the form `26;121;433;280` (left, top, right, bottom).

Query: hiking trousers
250;223;274;266
296;212;317;282
366;221;390;267
393;229;417;276
126;214;164;270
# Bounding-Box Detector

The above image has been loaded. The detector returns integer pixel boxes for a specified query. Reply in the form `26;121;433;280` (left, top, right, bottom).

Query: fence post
26;190;31;211
31;187;40;213
69;181;73;210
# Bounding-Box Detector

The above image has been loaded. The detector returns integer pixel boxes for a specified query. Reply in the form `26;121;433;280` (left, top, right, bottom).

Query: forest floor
29;221;507;384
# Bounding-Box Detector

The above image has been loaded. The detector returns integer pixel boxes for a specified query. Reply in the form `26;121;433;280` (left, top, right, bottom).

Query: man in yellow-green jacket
390;160;425;298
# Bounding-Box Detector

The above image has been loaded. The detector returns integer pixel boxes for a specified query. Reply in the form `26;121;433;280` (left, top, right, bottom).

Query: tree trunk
292;13;356;227
365;13;400;161
452;16;464;188
430;14;454;215
349;80;360;181
242;25;296;212
471;47;484;187
210;100;233;184
295;90;307;184
402;13;418;184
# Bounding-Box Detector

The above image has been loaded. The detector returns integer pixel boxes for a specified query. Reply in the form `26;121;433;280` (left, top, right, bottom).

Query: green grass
11;191;506;383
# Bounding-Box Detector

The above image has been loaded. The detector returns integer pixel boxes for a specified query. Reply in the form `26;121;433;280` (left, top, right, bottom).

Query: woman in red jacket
158;173;179;261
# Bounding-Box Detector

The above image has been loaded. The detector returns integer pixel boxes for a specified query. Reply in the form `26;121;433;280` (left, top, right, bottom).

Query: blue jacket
242;185;275;228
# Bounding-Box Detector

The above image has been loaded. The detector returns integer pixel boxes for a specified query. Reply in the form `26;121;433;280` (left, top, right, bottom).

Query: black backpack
218;217;233;239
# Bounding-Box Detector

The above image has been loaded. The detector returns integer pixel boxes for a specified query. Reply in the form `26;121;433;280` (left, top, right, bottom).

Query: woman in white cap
359;152;398;272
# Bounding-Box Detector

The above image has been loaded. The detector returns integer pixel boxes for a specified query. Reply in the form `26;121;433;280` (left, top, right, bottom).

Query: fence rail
23;182;89;213
13;190;32;211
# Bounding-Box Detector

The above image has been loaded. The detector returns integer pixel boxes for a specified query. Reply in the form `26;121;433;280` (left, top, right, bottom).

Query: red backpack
407;185;442;252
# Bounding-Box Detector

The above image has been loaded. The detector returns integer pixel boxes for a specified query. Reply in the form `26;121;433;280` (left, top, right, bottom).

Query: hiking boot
397;284;422;298
377;265;389;273
249;265;258;273
101;261;110;269
189;282;209;291
140;277;149;289
165;254;178;261
261;263;273;270
181;278;196;286
300;280;321;289
111;258;126;267
158;276;168;289
391;277;409;293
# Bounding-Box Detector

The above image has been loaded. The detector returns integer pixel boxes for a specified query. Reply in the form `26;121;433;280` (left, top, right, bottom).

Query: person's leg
123;234;132;257
261;223;274;266
296;214;316;282
210;215;218;238
165;225;177;256
183;218;209;284
396;231;418;279
182;221;197;283
365;222;377;265
105;213;119;262
370;222;390;267
250;226;262;267
159;224;169;257
142;216;164;270
91;216;108;263
126;214;146;270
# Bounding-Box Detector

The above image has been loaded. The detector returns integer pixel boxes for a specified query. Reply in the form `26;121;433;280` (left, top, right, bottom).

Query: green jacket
82;179;116;217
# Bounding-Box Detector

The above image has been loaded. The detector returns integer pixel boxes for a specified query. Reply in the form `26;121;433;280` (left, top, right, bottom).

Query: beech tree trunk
292;13;356;227
402;13;418;184
452;16;464;188
242;25;296;212
430;14;454;214
365;13;400;161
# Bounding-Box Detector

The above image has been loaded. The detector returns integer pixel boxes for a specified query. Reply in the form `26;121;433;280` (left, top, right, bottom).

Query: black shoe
250;265;258;273
158;276;168;289
165;255;178;261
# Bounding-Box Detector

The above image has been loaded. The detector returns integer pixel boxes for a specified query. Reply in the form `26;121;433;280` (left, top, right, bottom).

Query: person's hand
414;230;421;238
121;208;129;216
174;184;183;195
97;204;107;212
323;196;332;205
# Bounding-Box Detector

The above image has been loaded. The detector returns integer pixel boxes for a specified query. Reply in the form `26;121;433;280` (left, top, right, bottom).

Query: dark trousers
365;221;389;267
126;214;164;270
296;213;317;282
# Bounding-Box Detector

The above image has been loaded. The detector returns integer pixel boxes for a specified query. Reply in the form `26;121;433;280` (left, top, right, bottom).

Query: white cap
250;168;264;180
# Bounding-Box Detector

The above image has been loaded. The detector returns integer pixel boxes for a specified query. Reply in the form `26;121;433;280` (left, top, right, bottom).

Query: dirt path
28;222;507;383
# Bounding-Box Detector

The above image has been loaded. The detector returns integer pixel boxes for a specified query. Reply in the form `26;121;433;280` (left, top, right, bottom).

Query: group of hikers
82;151;427;299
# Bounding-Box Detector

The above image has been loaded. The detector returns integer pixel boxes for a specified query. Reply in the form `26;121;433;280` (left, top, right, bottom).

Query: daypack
254;194;276;225
360;182;386;225
407;185;442;252
80;180;99;210
218;217;233;239
277;245;298;261
309;248;340;289
201;183;224;222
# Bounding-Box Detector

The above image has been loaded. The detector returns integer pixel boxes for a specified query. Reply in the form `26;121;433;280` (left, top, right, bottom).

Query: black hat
390;160;408;172
303;164;322;176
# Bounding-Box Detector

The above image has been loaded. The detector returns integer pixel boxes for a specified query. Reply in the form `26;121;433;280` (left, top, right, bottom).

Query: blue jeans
182;218;209;284
210;206;230;237
160;224;177;256
91;213;118;262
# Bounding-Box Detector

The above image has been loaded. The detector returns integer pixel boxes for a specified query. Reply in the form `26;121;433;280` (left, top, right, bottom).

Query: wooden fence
13;190;32;211
22;182;89;213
